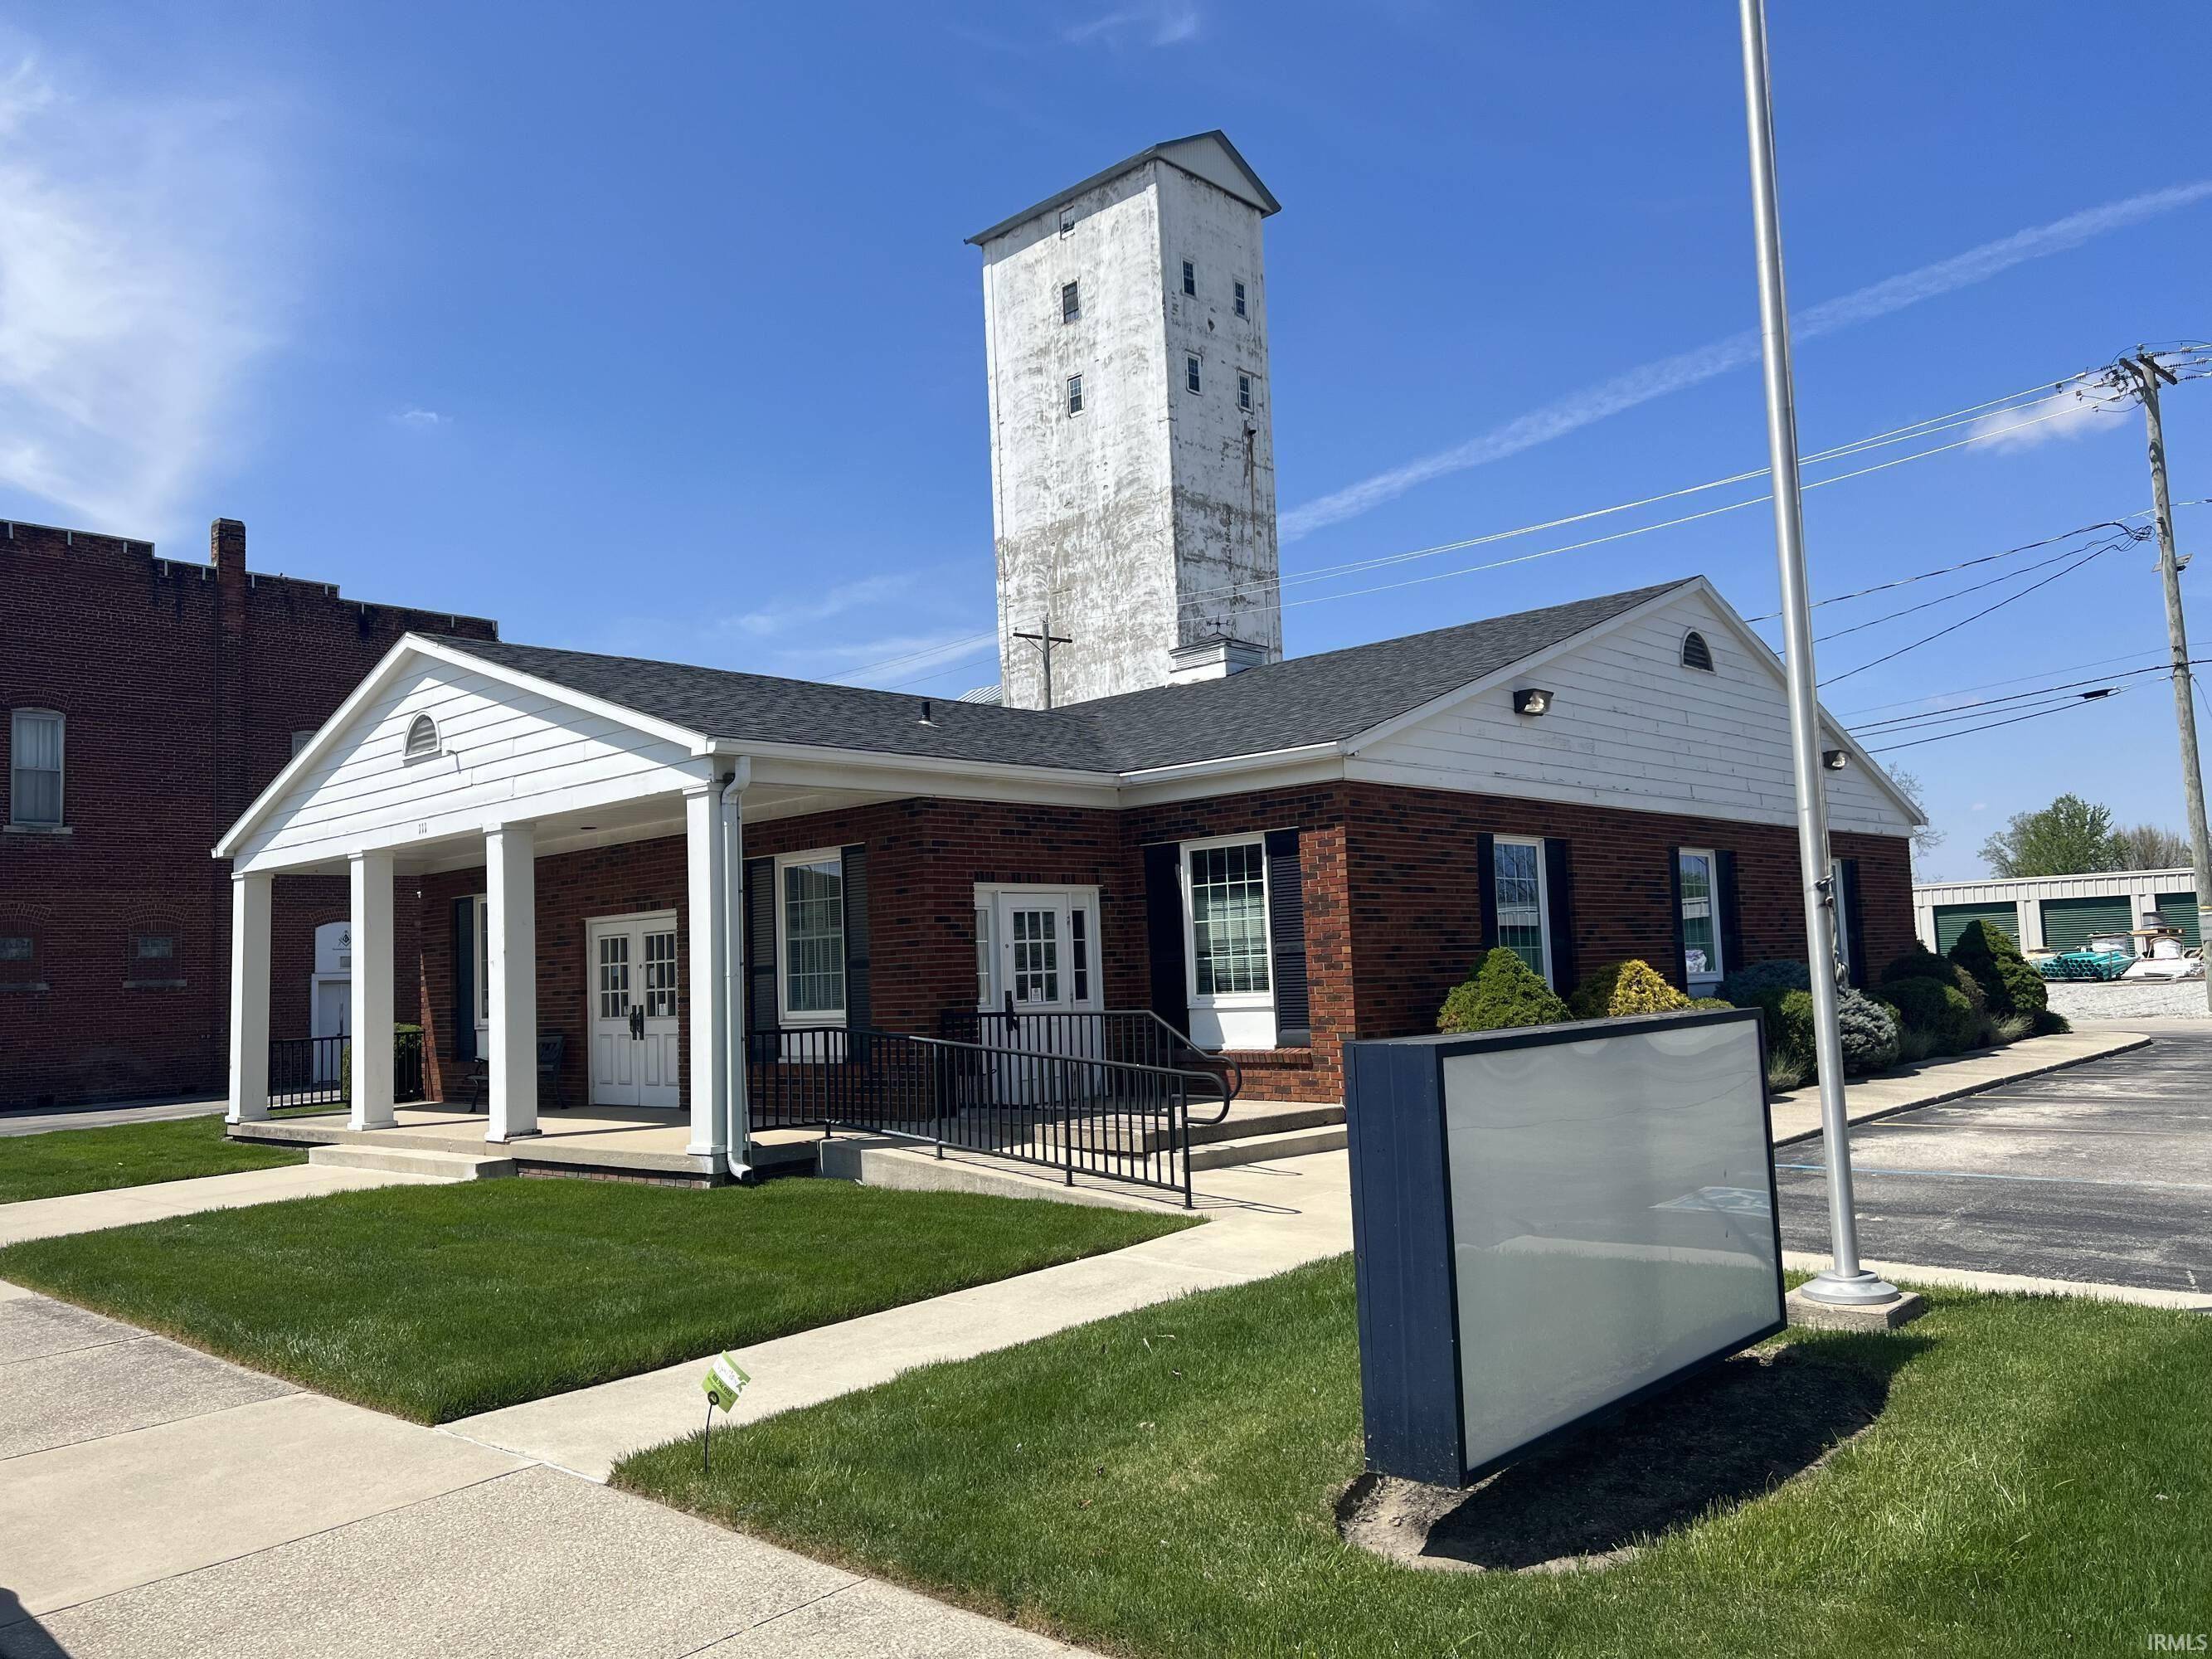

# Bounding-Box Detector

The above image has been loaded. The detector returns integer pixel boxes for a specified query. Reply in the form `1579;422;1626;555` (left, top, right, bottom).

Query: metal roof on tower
965;129;1281;246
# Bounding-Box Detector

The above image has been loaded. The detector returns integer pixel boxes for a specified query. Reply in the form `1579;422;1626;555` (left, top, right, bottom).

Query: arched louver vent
1680;630;1714;672
404;713;440;759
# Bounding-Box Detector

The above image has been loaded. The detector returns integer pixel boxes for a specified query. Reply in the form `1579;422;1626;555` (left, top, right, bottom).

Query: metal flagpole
1736;0;1898;1306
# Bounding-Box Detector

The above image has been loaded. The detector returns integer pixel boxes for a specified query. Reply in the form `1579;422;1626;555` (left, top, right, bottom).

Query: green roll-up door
1934;902;2018;954
2154;893;2200;951
2039;895;2134;951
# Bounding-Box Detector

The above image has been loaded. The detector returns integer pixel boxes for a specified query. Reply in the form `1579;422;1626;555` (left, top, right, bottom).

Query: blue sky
2;2;2208;878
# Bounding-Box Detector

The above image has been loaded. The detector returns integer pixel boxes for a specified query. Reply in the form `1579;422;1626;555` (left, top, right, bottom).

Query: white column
722;763;749;1177
226;872;274;1123
348;850;396;1131
486;821;540;1142
685;785;729;1159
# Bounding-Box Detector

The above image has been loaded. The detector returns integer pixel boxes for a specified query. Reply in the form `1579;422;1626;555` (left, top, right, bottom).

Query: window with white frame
975;903;992;1005
1187;839;1271;997
403;713;439;760
1181;258;1196;296
1680;849;1721;987
1237;372;1253;411
1185;353;1202;395
471;895;491;1034
778;852;846;1021
1061;280;1080;324
1067;373;1085;416
1493;838;1549;984
9;710;63;826
1233;279;1247;317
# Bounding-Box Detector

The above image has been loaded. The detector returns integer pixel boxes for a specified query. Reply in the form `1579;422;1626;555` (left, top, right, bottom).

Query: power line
1817;539;2127;687
1835;644;2174;718
1847;660;2201;732
1865;689;2125;753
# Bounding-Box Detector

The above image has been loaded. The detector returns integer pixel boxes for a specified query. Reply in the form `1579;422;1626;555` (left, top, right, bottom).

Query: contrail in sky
1281;180;2212;541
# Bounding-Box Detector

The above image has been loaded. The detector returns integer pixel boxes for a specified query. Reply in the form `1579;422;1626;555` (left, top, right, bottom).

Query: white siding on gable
232;657;704;873
1351;590;1915;836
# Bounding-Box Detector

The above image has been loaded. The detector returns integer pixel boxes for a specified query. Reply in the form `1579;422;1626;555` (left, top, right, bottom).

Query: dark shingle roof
427;579;1691;777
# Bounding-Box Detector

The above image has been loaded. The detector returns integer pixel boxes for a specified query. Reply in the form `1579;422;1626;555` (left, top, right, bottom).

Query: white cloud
726;573;922;639
0;47;294;537
392;406;449;429
1282;180;2212;540
1971;801;1988;812
1065;4;1203;48
1963;377;2125;451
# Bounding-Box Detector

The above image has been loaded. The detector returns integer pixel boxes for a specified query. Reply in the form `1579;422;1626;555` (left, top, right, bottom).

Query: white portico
210;633;1123;1179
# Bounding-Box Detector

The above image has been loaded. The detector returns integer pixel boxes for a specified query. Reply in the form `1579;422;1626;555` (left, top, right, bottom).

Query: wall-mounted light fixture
1822;748;1848;771
1513;688;1552;717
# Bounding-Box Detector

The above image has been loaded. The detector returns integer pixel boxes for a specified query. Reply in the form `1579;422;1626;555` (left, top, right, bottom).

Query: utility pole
1738;0;1900;1308
2122;350;2212;1010
1012;614;1073;711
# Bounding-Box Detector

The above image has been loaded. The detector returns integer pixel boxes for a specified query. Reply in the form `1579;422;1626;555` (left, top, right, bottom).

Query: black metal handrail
268;1029;425;1112
746;1024;1217;1206
939;1004;1243;1124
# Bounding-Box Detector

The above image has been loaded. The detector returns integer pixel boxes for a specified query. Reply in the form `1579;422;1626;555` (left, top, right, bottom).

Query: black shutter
1475;832;1498;951
744;856;777;1034
840;845;871;1036
1715;849;1745;990
1839;858;1868;988
1542;838;1576;991
1666;849;1689;992
450;897;476;1063
1142;842;1190;1036
1264;829;1310;1046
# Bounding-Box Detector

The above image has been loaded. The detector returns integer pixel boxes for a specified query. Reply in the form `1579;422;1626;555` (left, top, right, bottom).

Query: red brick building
209;576;1922;1182
1;518;495;1108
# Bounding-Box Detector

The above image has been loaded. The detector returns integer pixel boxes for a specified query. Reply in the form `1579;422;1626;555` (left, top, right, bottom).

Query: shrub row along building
201;132;1924;1180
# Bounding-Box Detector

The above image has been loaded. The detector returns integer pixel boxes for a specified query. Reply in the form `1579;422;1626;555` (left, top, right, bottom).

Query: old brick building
1;517;495;1108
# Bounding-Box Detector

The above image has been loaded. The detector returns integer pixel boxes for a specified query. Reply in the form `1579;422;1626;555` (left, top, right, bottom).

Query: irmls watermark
2146;1635;2208;1653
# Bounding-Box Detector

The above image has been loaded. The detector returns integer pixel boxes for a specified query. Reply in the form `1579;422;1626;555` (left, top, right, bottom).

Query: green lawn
0;1178;1195;1423
617;1257;2212;1658
0;1114;306;1204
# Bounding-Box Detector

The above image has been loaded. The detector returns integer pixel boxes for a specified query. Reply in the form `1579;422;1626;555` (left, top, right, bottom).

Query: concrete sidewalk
0;1278;1079;1658
1765;1028;2147;1145
0;1162;445;1248
0;1096;228;1138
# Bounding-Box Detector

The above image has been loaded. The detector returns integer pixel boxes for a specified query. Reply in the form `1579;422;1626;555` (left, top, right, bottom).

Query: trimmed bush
1880;949;1955;988
1748;985;1901;1078
1949;919;2047;1019
1881;975;1979;1054
1437;946;1572;1034
1718;959;1810;1006
2032;1007;2073;1036
1688;996;1735;1011
1566;959;1692;1019
1838;990;1900;1076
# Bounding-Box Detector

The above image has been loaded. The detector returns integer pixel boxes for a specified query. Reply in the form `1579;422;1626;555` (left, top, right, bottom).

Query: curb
1771;1032;2154;1149
1779;1249;2212;1313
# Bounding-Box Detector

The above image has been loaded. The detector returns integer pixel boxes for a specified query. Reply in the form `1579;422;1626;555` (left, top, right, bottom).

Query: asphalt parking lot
1773;1024;2212;1296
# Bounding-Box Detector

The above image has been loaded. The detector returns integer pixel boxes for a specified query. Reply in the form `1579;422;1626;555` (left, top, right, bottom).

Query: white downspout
719;760;751;1180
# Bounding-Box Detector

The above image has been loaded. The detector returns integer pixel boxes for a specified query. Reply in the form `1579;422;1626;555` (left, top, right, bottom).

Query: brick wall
404;781;1914;1113
0;518;493;1108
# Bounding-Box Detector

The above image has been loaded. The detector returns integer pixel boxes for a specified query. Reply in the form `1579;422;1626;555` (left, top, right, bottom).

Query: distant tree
1887;766;1945;872
1977;793;2120;878
2112;823;2194;871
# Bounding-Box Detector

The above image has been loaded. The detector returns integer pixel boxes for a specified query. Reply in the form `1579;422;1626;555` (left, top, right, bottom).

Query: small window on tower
1059;205;1076;236
1067;374;1085;416
1061;280;1080;324
1233;280;1247;317
1181;259;1195;297
1185;354;1202;394
1237;372;1253;411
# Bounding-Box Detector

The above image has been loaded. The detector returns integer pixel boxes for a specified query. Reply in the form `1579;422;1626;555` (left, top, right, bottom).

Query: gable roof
965;129;1281;247
423;579;1693;777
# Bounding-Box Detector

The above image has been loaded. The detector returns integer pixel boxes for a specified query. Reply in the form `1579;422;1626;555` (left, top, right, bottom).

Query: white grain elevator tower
969;131;1282;710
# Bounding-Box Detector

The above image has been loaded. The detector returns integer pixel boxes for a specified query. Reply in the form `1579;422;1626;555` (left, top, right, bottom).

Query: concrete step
1185;1101;1344;1149
1187;1122;1349;1170
308;1144;516;1180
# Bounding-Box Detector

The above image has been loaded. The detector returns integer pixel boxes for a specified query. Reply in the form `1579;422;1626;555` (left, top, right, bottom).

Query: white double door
588;911;681;1109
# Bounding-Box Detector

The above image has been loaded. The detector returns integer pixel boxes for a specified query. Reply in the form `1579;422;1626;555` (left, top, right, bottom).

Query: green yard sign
702;1352;751;1413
